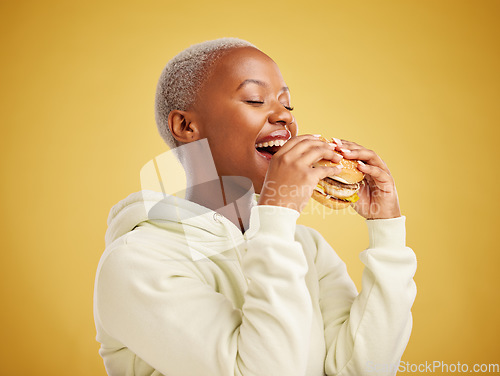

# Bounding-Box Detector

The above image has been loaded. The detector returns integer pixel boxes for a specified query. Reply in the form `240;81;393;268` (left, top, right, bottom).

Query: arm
95;205;313;376
316;217;417;376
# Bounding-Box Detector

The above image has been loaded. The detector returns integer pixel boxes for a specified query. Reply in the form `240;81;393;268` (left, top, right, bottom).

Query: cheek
201;102;266;147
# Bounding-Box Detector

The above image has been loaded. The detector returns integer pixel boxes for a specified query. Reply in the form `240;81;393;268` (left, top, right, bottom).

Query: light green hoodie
94;190;416;376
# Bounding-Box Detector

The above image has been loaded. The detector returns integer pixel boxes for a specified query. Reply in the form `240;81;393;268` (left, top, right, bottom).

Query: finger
337;141;380;164
313;165;344;180
327;140;344;153
300;144;344;165
336;140;367;157
339;147;390;174
278;134;321;153
281;138;344;164
356;161;394;191
331;137;343;148
332;139;391;175
339;139;360;148
309;141;344;164
339;147;375;161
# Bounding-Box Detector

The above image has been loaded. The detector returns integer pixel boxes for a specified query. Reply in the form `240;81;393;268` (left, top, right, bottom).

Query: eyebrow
236;79;289;93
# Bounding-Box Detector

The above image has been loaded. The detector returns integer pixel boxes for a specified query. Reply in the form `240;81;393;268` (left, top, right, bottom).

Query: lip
255;129;291;145
255;129;291;161
256;150;273;161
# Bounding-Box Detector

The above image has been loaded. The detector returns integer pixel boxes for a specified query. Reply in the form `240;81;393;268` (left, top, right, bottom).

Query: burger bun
313;157;364;184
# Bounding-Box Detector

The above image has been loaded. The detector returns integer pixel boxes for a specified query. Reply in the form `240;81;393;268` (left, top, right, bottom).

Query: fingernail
358;160;365;166
333;137;343;146
341;148;350;154
328;142;340;151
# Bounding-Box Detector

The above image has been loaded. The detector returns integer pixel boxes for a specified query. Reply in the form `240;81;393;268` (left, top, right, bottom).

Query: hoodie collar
105;190;257;249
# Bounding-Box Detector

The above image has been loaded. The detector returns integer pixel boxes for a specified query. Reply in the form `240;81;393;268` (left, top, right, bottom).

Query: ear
168;110;202;143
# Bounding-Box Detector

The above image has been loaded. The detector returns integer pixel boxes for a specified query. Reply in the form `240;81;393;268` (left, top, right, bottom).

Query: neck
176;139;255;233
185;176;254;233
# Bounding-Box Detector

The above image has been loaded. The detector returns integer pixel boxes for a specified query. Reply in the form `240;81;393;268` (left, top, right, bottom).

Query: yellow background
1;0;499;374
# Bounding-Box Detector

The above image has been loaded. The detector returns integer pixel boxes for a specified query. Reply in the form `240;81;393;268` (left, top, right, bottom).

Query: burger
312;137;365;209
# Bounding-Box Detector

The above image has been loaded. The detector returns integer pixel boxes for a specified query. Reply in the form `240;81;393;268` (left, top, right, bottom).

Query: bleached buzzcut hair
155;38;256;149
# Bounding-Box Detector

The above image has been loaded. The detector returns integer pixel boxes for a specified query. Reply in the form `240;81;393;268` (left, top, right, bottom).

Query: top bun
313;136;365;184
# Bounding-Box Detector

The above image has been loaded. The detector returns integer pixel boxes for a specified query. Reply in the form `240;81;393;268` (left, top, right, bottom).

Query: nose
268;101;294;128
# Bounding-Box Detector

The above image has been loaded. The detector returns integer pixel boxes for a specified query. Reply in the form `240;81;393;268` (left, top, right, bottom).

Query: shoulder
96;224;194;281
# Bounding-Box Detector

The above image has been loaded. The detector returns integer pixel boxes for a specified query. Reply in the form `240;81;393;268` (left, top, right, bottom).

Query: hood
105;190;252;258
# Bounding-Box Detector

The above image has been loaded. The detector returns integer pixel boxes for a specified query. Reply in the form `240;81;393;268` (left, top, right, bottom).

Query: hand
258;135;343;213
337;140;401;219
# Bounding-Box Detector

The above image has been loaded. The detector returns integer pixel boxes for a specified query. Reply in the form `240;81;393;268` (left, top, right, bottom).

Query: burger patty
323;177;360;190
318;177;360;199
314;187;351;202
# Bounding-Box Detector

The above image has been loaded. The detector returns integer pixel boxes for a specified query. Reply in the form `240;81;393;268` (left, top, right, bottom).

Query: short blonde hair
154;38;256;149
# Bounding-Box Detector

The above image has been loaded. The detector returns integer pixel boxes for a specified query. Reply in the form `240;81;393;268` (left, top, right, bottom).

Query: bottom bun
311;190;352;210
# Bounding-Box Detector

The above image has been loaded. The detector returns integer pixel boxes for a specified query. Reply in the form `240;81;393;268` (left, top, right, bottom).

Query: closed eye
245;100;293;111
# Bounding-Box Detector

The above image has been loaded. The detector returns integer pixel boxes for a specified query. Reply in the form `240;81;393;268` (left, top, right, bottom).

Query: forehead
207;47;285;89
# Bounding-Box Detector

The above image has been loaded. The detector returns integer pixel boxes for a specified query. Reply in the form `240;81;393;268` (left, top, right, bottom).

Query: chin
253;180;265;195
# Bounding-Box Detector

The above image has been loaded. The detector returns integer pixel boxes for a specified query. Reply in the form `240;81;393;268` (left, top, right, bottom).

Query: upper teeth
255;139;287;148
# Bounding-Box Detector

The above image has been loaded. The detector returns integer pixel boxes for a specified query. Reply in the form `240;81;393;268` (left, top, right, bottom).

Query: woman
94;38;416;376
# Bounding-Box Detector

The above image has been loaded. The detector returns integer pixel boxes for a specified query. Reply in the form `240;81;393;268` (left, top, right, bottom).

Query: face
190;47;298;193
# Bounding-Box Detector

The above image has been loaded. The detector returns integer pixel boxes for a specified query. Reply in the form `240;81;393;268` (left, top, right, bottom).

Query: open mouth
255;139;287;160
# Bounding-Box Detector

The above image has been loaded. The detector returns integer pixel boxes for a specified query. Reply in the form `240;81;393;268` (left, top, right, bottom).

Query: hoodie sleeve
315;216;417;376
95;205;313;376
